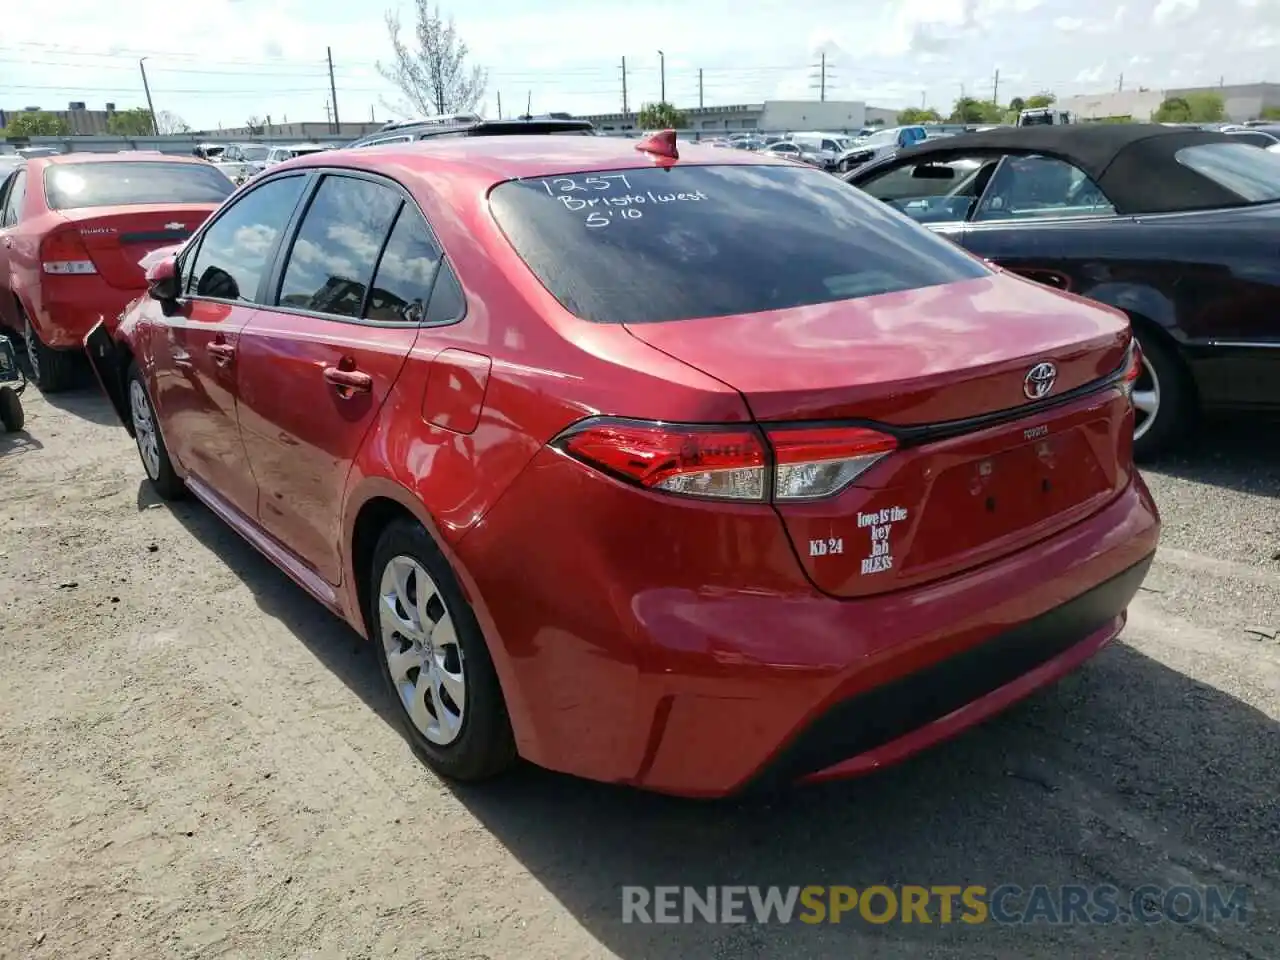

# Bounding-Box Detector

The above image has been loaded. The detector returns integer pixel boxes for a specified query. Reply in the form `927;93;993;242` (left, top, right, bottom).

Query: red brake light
557;420;767;500
41;228;97;275
555;418;898;502
1120;337;1143;400
767;425;897;500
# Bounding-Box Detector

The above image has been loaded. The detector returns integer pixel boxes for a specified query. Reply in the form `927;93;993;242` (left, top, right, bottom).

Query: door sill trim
184;474;341;612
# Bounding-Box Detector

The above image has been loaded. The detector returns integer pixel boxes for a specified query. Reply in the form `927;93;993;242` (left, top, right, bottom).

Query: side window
821;139;840;153
365;205;444;323
859;157;996;224
0;173;14;225
276;175;401;317
974;156;1116;221
3;170;28;227
424;262;465;325
185;174;307;302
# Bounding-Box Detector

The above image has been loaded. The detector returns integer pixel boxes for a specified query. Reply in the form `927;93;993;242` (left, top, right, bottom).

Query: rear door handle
323;367;373;394
1;237;12;248
207;342;235;365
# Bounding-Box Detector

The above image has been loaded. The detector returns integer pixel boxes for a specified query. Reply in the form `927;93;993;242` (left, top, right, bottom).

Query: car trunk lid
57;204;215;291
625;273;1136;597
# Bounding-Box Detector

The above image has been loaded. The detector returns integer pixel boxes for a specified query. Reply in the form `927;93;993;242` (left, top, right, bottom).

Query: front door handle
1;237;12;248
207;342;235;365
323;366;373;394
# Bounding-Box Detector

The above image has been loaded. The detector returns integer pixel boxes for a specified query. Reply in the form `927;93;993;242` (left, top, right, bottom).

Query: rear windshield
1175;142;1280;204
45;162;234;210
488;163;989;323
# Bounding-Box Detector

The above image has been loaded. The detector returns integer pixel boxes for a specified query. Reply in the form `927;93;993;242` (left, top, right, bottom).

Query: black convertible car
845;124;1280;459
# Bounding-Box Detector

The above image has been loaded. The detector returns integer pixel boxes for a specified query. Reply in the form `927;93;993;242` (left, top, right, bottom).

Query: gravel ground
0;385;1277;960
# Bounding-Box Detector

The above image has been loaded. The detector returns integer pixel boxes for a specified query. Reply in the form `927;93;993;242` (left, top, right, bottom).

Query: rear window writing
488;164;990;324
1175;142;1280;204
45;162;234;210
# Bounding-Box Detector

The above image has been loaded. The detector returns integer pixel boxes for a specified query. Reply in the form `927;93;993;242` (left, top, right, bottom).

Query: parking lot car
86;131;1159;797
0;153;235;391
835;125;929;173
846;124;1280;459
346;116;595;149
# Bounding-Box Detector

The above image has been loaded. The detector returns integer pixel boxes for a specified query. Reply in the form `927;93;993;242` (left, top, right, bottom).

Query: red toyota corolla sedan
86;132;1160;797
0;153;233;391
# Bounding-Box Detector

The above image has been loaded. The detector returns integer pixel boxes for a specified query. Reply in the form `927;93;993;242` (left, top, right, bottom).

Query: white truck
1017;108;1076;126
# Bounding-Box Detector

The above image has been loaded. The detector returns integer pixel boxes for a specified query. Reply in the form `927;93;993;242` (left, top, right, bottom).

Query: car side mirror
146;255;181;304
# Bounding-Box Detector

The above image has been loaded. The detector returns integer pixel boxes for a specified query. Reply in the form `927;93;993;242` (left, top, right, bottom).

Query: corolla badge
1023;361;1057;400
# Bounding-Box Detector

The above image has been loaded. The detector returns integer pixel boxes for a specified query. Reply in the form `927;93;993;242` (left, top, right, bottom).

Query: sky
1;0;1278;131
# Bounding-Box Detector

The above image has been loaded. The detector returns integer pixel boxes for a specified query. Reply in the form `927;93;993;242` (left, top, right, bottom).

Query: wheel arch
341;479;538;757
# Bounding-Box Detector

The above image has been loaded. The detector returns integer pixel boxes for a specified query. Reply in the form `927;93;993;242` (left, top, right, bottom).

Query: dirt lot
1;382;1277;960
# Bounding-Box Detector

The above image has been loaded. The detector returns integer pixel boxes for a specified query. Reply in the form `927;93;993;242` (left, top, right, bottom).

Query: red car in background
0;153;233;391
86;133;1159;797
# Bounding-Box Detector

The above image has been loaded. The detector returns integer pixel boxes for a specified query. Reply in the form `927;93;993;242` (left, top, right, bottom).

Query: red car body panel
0;154;222;348
91;137;1160;796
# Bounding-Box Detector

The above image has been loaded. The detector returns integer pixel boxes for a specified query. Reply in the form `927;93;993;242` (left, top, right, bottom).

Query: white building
578;99;875;135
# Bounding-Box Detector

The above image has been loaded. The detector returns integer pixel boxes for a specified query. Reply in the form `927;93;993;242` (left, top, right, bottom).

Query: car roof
860;123;1246;215
39;152;209;166
273;133;797;185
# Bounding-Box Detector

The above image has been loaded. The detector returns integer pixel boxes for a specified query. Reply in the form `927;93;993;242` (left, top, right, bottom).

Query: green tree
1026;92;1056;108
107;107;156;136
1152;96;1192;123
1183;92;1225;122
1008;96;1026;113
637;101;687;129
949;97;1004;124
378;0;487;116
1261;106;1280;120
1;111;70;137
897;107;941;124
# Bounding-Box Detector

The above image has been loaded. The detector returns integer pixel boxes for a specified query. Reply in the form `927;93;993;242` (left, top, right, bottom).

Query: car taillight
41;229;97;275
554;418;897;502
767;425;898;500
1120;337;1143;401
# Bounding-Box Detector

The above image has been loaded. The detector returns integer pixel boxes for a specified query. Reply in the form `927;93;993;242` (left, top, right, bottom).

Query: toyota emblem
1023;362;1057;400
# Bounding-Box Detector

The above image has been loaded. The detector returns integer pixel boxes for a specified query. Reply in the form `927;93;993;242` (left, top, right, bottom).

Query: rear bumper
458;451;1160;797
30;280;141;349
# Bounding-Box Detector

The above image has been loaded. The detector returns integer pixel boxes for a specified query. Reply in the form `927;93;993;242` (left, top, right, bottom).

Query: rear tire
1131;327;1194;462
369;519;516;782
23;312;76;394
126;362;185;500
0;386;23;432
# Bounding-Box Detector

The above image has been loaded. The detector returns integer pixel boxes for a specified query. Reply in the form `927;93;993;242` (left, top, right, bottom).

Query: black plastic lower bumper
748;552;1156;790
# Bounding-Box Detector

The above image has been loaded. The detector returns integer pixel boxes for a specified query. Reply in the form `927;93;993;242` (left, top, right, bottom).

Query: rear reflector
554;418;897;502
41;228;97;275
1120;337;1142;401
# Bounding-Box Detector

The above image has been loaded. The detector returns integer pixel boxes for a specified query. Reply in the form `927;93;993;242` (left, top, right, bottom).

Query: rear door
234;171;427;585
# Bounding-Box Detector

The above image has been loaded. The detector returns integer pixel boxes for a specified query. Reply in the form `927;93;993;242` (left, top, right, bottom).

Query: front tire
23;313;76;393
369;519;515;782
1131;328;1194;462
126;363;185;500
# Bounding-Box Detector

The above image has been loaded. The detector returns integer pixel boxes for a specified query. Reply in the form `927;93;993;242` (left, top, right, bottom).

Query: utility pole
993;68;1000;106
370;104;375;122
526;90;532;118
497;91;502;119
327;47;340;133
658;50;666;104
809;53;830;102
921;90;926;108
621;56;629;115
138;57;158;135
1117;73;1124;92
699;68;704;108
325;100;332;126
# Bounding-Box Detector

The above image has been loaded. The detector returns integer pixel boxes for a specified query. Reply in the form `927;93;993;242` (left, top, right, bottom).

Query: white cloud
1153;0;1200;24
1075;64;1106;83
1054;16;1084;30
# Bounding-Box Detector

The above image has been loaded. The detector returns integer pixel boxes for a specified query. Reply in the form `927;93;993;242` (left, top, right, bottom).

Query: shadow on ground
155;482;1280;959
1145;411;1280;499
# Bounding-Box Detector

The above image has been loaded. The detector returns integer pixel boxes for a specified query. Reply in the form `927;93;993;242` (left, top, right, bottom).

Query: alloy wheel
378;555;466;745
1132;352;1161;443
129;379;162;480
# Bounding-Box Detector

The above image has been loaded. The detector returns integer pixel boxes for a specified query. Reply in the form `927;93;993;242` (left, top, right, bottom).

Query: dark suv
347;115;595;149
